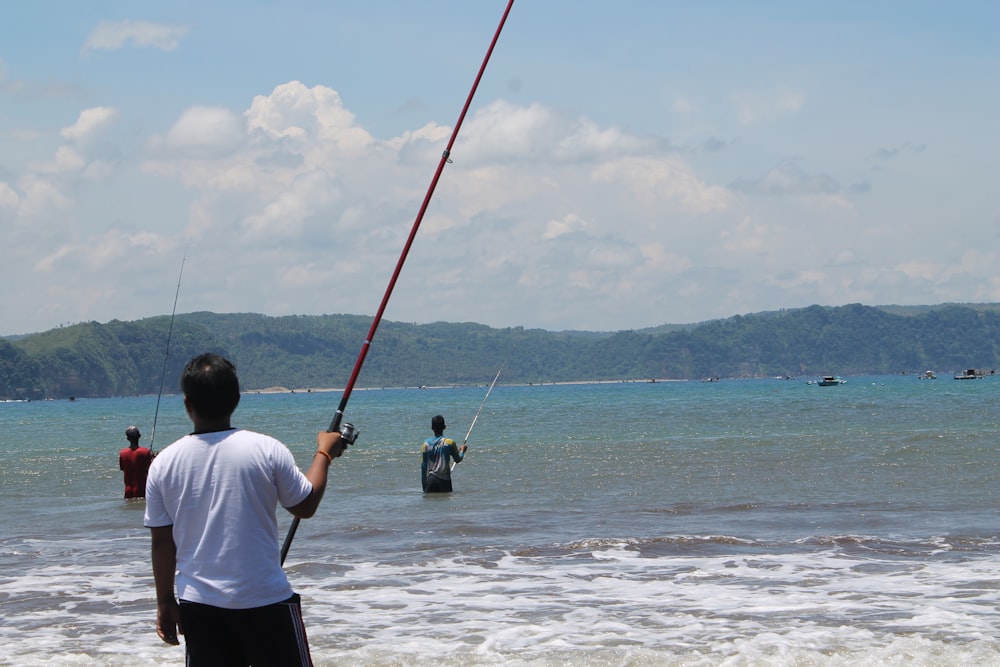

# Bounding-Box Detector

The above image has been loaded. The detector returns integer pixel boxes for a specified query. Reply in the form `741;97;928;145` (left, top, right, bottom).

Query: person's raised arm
288;431;345;519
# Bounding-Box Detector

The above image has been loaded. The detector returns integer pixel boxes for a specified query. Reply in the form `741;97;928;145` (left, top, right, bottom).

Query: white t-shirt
144;428;313;609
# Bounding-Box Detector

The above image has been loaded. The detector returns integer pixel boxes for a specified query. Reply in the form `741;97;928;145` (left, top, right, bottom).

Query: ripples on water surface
1;375;998;664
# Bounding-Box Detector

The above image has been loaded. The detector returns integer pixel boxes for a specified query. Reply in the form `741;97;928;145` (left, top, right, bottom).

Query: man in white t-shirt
144;353;346;665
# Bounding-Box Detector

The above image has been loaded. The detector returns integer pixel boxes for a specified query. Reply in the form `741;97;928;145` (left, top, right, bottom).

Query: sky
1;1;998;336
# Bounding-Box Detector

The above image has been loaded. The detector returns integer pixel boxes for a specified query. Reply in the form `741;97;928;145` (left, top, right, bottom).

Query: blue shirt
421;435;463;485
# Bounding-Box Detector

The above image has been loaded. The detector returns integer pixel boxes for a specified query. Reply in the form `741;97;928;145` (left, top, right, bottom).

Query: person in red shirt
119;425;154;499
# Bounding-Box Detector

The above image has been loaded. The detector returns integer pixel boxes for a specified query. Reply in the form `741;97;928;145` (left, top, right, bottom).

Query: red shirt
119;446;153;498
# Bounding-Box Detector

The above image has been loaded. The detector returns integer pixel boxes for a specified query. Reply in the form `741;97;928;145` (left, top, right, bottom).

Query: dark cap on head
125;425;141;439
431;415;446;431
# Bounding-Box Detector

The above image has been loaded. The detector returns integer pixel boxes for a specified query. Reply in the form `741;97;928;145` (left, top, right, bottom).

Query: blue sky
2;1;998;335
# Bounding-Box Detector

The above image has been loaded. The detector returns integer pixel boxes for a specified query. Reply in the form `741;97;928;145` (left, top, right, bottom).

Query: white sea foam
2;381;1000;665
4;539;999;664
284;541;1000;664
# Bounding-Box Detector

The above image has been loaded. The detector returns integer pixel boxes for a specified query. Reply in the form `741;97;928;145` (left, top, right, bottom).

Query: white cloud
672;96;698;114
246;81;372;153
638;243;692;273
895;258;943;282
83;20;189;53
0;182;18;210
34;244;73;273
543;214;587;240
59;107;119;141
60;106;120;142
81;160;115;181
458;100;650;164
16;176;71;220
2;59;994;335
241;170;341;239
50;145;86;173
123;86;751;331
720;216;784;256
386;122;451;151
592;155;733;214
156;106;246;159
731;88;804;125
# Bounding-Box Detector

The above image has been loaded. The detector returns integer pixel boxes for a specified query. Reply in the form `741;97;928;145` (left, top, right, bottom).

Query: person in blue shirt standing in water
421;415;467;493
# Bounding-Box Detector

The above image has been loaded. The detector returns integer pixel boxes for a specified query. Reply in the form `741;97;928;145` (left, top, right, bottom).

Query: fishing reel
339;422;360;445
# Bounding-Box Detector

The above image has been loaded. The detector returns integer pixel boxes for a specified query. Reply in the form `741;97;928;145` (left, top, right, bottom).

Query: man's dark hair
181;353;241;419
431;415;445;432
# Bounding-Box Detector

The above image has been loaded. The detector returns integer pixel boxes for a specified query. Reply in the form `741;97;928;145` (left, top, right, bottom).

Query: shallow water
1;376;998;664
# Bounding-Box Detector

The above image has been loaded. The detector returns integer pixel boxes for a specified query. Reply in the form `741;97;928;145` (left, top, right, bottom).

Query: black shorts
178;593;312;667
423;475;453;493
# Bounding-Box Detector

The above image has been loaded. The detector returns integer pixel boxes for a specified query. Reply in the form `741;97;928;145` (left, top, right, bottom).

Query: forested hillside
3;303;1000;399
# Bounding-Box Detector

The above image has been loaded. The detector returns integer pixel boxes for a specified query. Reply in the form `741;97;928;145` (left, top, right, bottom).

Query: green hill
4;303;1000;399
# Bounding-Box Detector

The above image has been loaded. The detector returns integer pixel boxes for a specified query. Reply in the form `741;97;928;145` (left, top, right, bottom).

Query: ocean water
1;375;998;665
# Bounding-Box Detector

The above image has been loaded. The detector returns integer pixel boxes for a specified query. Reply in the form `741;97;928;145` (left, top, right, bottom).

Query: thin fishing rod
149;247;187;452
452;364;504;471
464;363;503;447
281;0;516;566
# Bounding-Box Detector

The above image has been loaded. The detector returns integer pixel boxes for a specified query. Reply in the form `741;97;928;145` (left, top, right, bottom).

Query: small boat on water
816;375;846;386
954;369;982;380
919;370;936;380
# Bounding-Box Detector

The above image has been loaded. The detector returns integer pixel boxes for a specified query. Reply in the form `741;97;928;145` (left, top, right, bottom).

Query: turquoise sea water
1;375;999;665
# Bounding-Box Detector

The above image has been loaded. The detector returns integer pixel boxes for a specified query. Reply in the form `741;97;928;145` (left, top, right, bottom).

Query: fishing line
148;246;187;453
452;363;504;471
281;0;517;565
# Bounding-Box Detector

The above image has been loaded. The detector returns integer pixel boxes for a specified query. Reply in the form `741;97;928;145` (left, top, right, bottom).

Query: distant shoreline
247;377;686;395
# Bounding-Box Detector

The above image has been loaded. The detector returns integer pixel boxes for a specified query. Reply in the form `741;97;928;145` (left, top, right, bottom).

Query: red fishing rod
281;0;516;565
